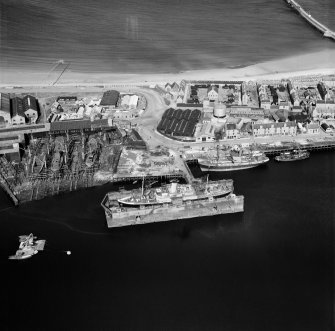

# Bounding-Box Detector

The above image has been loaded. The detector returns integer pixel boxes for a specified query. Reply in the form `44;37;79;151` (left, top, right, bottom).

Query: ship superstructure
275;149;310;162
118;178;233;207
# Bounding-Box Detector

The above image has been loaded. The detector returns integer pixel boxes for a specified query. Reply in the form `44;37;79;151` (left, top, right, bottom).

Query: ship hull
199;159;269;172
118;190;232;207
275;155;309;162
104;195;244;228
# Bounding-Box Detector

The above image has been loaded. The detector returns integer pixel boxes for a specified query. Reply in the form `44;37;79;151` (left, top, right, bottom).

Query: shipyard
1;71;335;227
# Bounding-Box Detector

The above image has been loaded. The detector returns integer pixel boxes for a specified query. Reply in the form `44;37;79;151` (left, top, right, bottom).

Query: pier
285;0;335;40
260;140;335;155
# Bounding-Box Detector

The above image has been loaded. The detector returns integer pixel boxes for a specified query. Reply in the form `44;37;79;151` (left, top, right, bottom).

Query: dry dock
102;194;244;228
285;0;335;40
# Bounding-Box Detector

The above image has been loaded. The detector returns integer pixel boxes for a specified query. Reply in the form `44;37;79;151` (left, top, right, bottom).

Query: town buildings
207;86;218;102
120;94;138;109
195;122;216;142
314;100;335;118
22;95;39;123
228;106;265;120
252;121;297;137
306;123;320;134
242;82;259;108
11;97;26;125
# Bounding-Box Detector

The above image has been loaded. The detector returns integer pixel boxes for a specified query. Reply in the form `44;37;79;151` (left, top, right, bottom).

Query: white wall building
252;121;297;137
23;95;39;123
314;100;335;118
207;86;218;101
129;95;139;109
306;123;320;134
195;122;216;142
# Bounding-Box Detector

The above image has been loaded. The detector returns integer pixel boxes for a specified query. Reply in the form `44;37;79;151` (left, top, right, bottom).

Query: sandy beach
1;49;335;88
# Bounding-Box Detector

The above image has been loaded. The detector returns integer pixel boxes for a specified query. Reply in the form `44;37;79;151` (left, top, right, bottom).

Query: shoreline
1;49;334;88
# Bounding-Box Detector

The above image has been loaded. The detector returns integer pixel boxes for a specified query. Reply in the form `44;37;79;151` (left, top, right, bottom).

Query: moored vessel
101;179;244;228
198;145;269;172
275;149;310;162
118;178;233;207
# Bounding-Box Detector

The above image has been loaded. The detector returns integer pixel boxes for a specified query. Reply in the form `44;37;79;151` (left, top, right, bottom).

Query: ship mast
141;175;145;196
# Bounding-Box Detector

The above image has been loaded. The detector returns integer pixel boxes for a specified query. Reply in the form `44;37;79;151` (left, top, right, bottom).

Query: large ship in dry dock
101;179;244;227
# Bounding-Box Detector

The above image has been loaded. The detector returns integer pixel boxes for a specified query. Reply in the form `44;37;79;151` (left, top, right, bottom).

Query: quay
285;0;335;40
184;139;335;167
261;140;335;155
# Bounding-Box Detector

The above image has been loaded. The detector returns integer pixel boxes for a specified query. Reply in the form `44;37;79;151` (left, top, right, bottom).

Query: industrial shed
157;108;201;137
50;119;91;133
100;90;120;107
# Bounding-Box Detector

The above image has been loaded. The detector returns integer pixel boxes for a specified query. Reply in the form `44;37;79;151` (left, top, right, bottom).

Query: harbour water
1;151;334;330
1;0;335;76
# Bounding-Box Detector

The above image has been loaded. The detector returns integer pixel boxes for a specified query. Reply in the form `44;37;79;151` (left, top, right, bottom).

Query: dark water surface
1;0;335;75
1;151;334;330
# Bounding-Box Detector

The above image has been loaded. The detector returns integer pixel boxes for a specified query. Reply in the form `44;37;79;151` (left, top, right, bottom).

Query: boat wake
6;211;111;236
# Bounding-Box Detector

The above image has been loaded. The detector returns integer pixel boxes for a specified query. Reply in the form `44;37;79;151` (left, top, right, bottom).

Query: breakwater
285;0;335;40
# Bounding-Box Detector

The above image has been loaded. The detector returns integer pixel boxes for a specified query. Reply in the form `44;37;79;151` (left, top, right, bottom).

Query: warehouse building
0;93;11;126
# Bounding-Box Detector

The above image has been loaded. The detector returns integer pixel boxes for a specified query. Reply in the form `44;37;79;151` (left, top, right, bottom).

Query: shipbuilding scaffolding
2;126;123;203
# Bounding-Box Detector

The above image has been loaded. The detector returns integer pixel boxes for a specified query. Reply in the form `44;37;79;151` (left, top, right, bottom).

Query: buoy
66;251;71;255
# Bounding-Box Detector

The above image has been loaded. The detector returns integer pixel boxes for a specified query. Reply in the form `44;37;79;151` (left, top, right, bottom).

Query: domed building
213;102;226;118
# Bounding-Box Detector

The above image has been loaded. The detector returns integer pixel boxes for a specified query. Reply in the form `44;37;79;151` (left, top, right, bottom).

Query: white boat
117;178;234;207
9;234;46;260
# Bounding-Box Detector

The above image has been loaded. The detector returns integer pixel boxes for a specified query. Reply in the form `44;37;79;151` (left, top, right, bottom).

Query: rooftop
0;93;10;113
22;95;38;112
100;90;120;106
11;97;25;117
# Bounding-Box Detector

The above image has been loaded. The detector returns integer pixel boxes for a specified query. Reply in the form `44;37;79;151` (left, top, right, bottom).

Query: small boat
275;149;310;162
9;234;46;260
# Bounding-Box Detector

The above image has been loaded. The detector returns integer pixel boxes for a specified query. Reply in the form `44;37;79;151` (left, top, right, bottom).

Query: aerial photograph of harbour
1;0;334;330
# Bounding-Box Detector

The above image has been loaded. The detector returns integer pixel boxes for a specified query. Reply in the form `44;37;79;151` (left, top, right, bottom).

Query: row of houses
188;84;241;105
195;120;320;142
313;100;335;118
0;93;39;126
